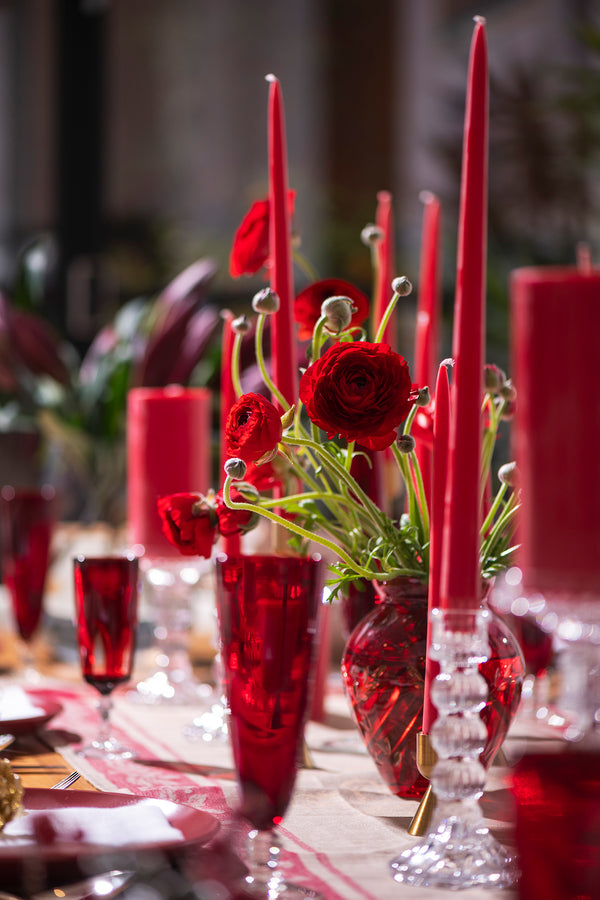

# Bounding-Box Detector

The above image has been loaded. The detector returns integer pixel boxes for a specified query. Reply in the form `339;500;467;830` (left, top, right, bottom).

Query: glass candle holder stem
391;607;518;889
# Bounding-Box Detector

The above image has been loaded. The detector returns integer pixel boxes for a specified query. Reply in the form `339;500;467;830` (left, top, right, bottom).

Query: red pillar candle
439;19;488;611
510;266;600;598
267;75;297;411
220;312;241;557
127;386;212;560
422;363;451;734
373;190;395;347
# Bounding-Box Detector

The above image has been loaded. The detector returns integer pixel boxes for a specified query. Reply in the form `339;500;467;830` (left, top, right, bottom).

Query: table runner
25;675;561;900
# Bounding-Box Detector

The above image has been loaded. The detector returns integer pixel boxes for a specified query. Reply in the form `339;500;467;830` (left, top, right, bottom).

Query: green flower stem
310;315;329;363
231;333;244;398
392;443;420;532
345;441;355;472
409;450;430;539
480;394;499;490
282;435;385;531
374;290;400;344
223;475;377;579
480;498;519;565
254;314;290;411
293;249;319;283
480;481;508;537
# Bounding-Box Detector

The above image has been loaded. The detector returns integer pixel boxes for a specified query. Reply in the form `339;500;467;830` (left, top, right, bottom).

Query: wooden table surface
3;731;96;792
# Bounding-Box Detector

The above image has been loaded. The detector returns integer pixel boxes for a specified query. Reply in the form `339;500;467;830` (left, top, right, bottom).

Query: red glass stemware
0;485;58;674
215;553;323;898
73;555;139;759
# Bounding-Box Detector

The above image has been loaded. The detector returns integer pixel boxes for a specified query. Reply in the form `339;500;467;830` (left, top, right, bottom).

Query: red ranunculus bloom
294;278;370;341
215;488;255;536
229;191;295;278
225;392;283;464
157;493;217;558
299;341;416;451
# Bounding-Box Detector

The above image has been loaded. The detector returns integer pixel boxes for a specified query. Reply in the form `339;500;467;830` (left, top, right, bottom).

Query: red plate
0;788;220;893
0;690;62;735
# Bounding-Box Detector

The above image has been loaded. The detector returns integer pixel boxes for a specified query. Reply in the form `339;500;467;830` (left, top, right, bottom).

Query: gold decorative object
0;759;24;829
408;731;437;837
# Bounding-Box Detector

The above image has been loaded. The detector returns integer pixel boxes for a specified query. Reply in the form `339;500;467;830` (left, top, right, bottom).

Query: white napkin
3;800;183;846
0;685;45;721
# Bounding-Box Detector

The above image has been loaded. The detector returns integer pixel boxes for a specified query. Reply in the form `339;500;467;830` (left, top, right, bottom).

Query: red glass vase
341;577;525;800
215;553;323;831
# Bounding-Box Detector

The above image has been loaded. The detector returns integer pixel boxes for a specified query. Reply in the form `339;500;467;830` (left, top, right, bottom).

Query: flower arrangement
158;215;520;601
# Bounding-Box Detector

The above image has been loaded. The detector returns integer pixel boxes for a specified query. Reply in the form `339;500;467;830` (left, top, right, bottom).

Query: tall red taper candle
415;192;442;392
267;75;297;411
422;362;451;733
511;265;600;598
414;192;442;507
220;311;241;557
440;18;488;611
374;190;395;347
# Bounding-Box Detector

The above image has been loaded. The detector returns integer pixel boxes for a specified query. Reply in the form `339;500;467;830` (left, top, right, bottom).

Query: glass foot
184;697;229;743
77;737;136;760
128;670;213;705
390;810;518;889
243;829;323;899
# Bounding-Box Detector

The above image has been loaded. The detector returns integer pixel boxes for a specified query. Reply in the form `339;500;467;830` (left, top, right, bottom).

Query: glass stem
246;828;284;896
97;695;113;746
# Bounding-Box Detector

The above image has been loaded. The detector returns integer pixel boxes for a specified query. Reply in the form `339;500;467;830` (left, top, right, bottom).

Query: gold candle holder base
407;731;437;837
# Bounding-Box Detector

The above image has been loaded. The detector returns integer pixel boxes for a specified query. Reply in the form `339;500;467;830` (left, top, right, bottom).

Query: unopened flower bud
500;378;517;403
414;386;431;407
321;296;353;333
396;433;415;454
224;458;247;480
484;364;506;393
233;481;260;502
360;224;384;246
232;315;251;335
392;276;412;297
252;287;280;314
498;461;519;487
280;405;296;430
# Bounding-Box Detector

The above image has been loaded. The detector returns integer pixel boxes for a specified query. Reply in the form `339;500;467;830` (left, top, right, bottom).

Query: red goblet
215;553;323;899
0;484;58;677
73;555;139;759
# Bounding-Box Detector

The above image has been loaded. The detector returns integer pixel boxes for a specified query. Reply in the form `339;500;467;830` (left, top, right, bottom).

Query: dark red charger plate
0;788;220;894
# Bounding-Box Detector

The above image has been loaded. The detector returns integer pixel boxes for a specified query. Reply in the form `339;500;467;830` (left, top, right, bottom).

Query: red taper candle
422;362;451;733
414;192;442;507
415;192;442;392
440;18;488;611
220;311;240;557
511;265;600;598
267;75;297;411
127;386;212;559
374;190;395;347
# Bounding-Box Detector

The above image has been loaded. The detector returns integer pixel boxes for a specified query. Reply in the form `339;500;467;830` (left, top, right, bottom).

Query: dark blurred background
2;0;599;342
0;0;599;515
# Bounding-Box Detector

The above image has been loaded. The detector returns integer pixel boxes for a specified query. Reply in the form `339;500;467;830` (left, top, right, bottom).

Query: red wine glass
215;553;323;899
73;555;139;759
0;484;58;678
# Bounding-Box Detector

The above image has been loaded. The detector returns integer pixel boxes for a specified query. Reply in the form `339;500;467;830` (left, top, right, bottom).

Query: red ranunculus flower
215;488;255;536
225;392;283;464
157;493;217;558
229;191;295;278
299;341;416;451
294;278;370;341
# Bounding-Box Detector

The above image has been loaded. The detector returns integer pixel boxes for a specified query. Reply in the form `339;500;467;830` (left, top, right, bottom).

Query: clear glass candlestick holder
130;557;212;705
390;607;518;890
